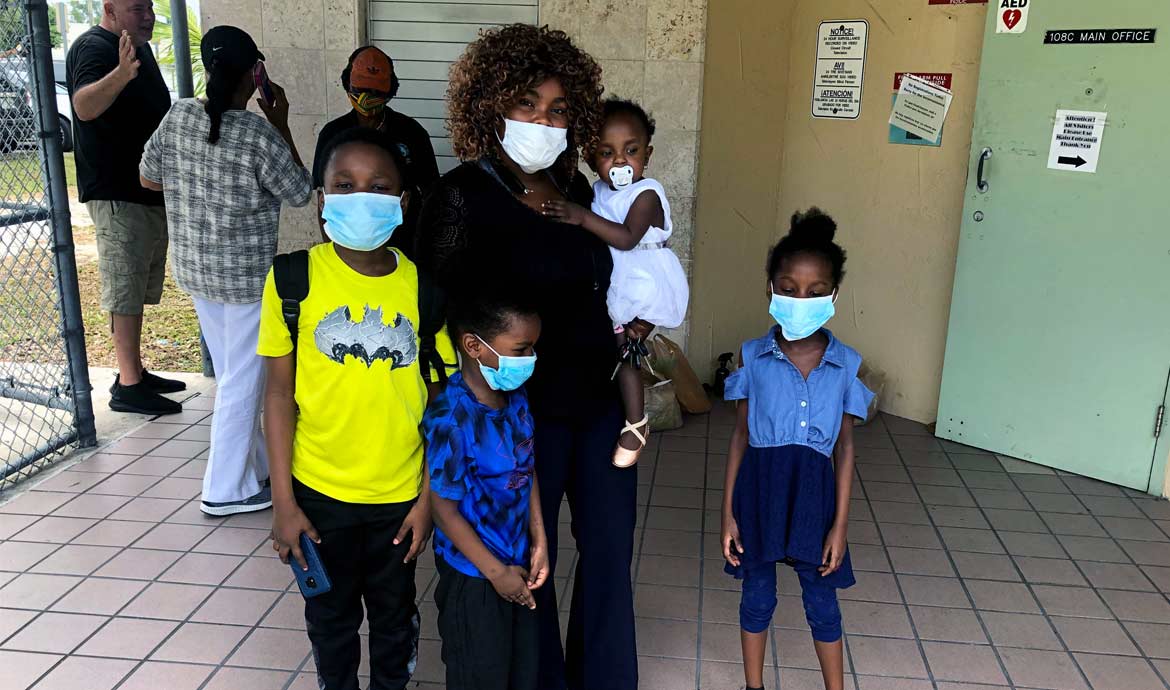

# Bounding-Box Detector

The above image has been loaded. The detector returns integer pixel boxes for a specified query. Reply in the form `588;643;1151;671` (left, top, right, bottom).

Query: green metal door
937;1;1170;492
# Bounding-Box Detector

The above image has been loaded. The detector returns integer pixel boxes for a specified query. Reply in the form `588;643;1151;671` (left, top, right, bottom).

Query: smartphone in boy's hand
290;533;332;598
253;61;275;108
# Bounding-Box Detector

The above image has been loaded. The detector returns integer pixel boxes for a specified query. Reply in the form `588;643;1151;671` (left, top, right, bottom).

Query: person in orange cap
313;46;439;254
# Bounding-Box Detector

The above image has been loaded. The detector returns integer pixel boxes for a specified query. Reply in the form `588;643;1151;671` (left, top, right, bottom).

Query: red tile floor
3;392;1170;689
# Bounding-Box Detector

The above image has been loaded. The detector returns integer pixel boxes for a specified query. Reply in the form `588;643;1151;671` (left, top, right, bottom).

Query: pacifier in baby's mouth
608;165;635;189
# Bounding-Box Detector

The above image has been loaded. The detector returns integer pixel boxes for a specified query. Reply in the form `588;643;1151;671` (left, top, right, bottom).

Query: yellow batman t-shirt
257;244;454;504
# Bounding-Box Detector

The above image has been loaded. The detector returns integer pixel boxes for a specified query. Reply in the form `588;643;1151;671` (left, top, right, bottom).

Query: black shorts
434;556;539;690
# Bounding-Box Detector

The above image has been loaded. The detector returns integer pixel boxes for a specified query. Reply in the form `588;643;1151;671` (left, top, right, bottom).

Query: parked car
54;82;72;152
0;74;36;153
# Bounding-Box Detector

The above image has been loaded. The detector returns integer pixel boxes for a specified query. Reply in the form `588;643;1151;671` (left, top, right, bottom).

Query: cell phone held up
253;61;275;109
291;533;332;598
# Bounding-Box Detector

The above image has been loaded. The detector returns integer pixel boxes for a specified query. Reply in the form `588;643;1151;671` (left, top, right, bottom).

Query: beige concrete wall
541;0;707;347
689;0;797;386
692;0;988;422
200;0;365;252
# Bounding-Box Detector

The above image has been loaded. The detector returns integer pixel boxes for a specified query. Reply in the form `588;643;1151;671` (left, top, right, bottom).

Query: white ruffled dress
591;178;690;329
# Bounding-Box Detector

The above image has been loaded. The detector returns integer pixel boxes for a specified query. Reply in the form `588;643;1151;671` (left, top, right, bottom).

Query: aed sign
1044;28;1157;45
996;0;1029;34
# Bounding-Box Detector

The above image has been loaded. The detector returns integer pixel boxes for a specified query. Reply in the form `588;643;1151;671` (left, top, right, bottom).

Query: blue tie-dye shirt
425;372;536;578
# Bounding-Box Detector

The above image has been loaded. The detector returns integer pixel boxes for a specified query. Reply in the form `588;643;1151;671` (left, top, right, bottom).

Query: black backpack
272;249;450;384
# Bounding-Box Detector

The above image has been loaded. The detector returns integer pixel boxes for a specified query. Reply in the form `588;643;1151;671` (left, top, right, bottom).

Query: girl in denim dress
721;209;874;690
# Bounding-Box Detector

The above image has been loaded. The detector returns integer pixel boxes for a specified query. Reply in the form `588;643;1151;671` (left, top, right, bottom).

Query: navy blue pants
294;480;420;690
740;559;843;642
533;401;638;690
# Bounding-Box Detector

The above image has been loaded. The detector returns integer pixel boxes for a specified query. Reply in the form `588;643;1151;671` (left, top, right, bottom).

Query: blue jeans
740;559;843;642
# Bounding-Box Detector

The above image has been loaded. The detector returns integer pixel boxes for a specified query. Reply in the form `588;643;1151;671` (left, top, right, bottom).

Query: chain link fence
0;0;95;492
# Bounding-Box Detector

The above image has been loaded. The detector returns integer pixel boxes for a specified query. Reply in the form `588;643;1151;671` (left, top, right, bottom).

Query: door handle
976;147;992;192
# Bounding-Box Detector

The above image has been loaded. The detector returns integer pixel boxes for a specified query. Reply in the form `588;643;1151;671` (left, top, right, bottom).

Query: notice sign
811;20;869;120
889;74;953;144
1047;110;1106;173
996;0;1029;34
1044;28;1157;45
890;73;953;146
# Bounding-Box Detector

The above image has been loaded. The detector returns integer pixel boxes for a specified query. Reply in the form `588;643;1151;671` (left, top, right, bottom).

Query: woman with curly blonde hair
415;23;639;690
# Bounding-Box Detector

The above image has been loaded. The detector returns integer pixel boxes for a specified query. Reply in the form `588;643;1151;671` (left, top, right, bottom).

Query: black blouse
415;160;618;418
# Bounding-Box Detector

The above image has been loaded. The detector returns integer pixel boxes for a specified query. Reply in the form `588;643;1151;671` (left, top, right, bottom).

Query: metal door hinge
1157;405;1166;439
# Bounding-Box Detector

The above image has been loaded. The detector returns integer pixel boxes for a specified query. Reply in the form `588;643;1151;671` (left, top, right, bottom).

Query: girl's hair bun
766;206;848;286
788;207;837;243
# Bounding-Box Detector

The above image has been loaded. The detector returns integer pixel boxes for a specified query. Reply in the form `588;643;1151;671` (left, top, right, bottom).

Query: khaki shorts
86;200;169;315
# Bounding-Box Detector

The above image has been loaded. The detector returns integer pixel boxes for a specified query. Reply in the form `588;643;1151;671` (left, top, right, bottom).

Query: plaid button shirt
141;98;312;304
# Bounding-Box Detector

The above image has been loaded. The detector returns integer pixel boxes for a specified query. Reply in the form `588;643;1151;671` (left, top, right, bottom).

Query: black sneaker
109;369;188;395
109;381;183;416
142;369;187;394
201;486;273;517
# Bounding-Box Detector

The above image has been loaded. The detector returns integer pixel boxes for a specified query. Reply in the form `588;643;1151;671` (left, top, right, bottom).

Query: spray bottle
714;352;734;397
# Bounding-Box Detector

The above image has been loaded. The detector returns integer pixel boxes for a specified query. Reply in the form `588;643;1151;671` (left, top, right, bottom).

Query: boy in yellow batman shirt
259;128;453;690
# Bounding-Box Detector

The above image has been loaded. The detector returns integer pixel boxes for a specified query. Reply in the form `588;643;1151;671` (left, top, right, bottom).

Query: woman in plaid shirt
139;25;312;517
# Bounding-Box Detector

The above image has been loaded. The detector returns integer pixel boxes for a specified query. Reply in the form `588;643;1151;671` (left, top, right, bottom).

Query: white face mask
499;118;569;174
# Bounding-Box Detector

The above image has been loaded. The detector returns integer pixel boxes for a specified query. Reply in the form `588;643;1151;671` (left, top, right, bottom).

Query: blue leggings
740;560;843;642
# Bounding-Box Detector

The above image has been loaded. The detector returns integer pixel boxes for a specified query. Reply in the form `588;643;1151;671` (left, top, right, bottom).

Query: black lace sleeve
415;175;470;289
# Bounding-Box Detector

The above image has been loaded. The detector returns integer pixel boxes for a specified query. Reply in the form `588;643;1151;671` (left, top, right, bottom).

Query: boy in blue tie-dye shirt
425;286;549;690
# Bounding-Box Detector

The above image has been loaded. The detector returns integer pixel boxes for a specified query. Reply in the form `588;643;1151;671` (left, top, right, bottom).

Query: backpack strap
416;266;450;385
274;249;450;385
273;250;310;355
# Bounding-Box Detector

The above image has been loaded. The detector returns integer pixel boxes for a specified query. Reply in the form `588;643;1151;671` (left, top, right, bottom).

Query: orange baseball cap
349;47;393;93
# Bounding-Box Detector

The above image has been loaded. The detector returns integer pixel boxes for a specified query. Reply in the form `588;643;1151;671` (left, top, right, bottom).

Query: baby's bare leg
617;343;646;451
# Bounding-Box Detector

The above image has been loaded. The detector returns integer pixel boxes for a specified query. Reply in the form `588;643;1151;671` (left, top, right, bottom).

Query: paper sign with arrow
1047;109;1107;174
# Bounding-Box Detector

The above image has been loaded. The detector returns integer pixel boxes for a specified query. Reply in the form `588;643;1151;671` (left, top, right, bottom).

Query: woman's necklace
483;158;567;199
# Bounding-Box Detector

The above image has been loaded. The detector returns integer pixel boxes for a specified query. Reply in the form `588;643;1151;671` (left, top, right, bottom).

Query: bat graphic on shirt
313;305;418;368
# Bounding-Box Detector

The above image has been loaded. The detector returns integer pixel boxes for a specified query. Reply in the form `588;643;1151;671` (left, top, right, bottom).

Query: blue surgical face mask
768;283;837;341
322;192;403;251
476;335;537;391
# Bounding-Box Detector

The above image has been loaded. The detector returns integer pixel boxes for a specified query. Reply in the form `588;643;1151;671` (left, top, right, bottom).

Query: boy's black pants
294;480;419;690
434;556;539;690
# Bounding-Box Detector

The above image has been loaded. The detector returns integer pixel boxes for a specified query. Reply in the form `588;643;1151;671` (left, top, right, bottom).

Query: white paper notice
888;74;953;144
1047;110;1106;173
996;0;1030;34
811;20;869;120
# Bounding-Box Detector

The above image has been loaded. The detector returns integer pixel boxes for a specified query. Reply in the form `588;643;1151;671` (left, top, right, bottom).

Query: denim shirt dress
723;327;873;587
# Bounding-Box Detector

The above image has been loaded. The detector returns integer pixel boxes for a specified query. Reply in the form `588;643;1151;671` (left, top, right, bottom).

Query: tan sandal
613;416;649;468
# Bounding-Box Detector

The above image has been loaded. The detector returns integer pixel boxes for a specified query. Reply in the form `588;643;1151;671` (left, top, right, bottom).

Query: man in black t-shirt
66;0;183;415
312;46;438;255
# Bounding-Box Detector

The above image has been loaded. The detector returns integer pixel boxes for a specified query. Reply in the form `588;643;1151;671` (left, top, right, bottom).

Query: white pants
193;297;268;504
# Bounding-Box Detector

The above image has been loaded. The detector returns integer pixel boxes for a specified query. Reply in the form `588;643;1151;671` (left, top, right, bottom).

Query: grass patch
0;151;202;374
0;152;78;201
1;226;203;374
77;257;203;374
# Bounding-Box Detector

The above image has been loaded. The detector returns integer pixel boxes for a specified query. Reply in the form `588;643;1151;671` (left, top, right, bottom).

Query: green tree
0;5;62;53
69;0;102;26
47;5;63;47
152;1;204;96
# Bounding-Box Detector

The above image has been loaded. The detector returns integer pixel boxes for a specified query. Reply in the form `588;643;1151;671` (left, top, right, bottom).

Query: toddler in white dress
543;99;689;466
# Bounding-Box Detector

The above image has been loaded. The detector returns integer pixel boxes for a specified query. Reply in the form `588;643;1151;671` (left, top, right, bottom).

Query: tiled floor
3;396;1170;689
